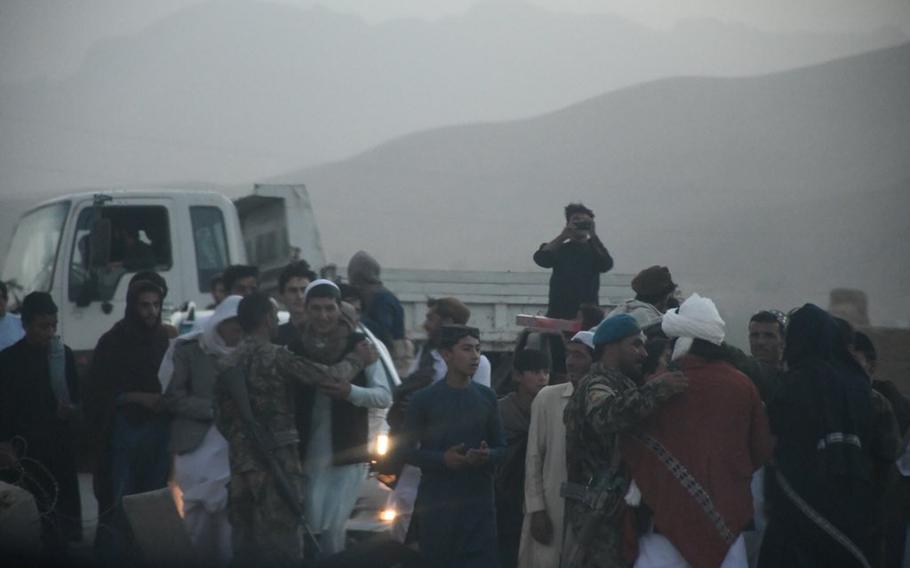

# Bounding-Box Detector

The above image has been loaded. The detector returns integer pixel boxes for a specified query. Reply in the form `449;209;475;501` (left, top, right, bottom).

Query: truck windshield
68;205;173;302
1;201;71;305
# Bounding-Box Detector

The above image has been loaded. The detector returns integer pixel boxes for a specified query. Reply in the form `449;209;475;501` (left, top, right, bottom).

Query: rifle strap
629;432;735;544
774;467;871;568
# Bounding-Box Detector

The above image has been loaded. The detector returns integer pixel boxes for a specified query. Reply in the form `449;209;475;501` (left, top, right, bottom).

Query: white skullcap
570;330;596;350
303;279;341;302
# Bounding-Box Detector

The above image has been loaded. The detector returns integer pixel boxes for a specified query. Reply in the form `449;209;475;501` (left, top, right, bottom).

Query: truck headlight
374;433;390;457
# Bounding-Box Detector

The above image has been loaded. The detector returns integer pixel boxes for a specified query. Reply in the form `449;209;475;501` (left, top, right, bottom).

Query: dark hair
832;316;855;351
514;349;549;373
338;283;362;303
210;273;224;290
438;325;480;350
0;281;7;300
278;260;317;293
130;271;168;299
750;310;785;335
20;292;58;324
642;338;670;377
428;297;471;325
687;338;729;361
643;321;668;341
564;203;594;221
853;331;876;364
237;292;274;333
578;303;605;330
127;279;164;306
635;290;674;306
223;265;259;294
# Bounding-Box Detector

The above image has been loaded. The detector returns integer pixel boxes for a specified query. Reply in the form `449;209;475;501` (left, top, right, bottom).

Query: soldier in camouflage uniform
214;293;377;567
563;314;688;568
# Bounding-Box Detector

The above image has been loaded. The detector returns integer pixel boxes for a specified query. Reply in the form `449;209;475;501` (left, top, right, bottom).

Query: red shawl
621;355;773;568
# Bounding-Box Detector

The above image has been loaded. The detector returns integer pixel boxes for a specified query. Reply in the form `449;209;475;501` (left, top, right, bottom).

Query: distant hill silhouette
0;0;904;197
0;3;907;332
273;43;910;331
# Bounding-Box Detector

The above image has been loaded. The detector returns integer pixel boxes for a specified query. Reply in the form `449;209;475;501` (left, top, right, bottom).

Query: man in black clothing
84;278;171;563
0;292;82;555
853;330;910;568
533;203;613;319
747;310;787;403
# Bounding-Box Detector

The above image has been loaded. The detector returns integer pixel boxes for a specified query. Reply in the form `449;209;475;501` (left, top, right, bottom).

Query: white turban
661;293;725;361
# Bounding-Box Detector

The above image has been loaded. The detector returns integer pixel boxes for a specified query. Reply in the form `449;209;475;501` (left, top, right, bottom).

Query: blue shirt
405;379;507;494
0;313;25;352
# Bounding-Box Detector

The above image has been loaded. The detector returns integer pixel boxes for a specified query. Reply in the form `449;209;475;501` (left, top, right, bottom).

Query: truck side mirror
89;218;112;268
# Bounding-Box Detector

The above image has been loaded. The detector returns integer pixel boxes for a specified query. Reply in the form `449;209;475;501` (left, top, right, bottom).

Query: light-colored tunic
518;382;574;568
635;533;747;568
173;424;232;567
0;313;24;351
303;358;392;555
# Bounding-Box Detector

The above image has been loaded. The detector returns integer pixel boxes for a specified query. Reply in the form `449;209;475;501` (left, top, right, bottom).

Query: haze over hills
272;42;910;331
0;3;907;337
0;0;905;201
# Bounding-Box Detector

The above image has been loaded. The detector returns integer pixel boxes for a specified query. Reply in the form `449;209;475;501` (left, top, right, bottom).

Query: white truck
1;184;633;537
2;184;633;369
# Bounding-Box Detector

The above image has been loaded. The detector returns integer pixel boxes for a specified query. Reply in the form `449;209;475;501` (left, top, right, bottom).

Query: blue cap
593;314;641;345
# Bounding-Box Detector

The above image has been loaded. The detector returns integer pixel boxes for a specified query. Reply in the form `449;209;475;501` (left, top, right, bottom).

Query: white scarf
661;293;726;361
199;295;243;357
158;295;242;391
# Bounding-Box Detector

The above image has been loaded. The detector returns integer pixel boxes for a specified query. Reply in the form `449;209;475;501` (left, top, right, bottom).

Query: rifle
220;365;321;562
559;435;628;568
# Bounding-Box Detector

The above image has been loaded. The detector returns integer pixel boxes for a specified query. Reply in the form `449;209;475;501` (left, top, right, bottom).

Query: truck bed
380;268;633;351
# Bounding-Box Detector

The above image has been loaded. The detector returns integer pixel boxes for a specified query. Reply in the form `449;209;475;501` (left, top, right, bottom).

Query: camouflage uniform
214;336;364;567
562;363;686;568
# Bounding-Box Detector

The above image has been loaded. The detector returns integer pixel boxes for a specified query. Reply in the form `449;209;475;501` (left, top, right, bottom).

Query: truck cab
2;190;246;357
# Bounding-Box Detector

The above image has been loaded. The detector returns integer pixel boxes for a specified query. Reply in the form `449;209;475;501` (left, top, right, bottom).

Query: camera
573;220;592;231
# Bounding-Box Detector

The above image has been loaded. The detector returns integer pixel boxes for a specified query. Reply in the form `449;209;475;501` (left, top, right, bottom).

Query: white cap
303;278;341;302
570;330;595;350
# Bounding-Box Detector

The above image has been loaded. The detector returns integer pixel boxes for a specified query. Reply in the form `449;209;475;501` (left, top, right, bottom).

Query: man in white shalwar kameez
517;331;595;568
301;347;392;555
159;295;244;567
295;280;393;556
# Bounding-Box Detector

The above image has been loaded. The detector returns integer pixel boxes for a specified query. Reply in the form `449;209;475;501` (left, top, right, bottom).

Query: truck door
234;184;326;293
61;197;183;351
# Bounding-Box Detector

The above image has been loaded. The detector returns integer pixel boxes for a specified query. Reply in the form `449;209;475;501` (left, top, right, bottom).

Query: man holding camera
533;203;614;320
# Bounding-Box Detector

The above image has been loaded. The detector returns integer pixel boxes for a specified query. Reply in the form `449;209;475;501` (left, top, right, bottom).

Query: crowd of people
1;201;909;568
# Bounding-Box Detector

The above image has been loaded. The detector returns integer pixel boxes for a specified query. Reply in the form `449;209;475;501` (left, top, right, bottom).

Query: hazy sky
2;0;908;81
0;0;907;335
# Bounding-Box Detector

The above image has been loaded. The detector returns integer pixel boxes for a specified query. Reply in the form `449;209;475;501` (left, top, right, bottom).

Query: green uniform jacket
563;363;686;568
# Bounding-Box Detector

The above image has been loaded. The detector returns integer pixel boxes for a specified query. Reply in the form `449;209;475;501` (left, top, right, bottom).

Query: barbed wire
1;435;121;531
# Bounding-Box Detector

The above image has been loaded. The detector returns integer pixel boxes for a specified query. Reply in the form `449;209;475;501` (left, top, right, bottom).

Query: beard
620;360;644;383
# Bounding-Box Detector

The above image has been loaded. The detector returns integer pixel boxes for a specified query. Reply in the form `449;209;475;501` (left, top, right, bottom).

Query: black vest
276;322;370;466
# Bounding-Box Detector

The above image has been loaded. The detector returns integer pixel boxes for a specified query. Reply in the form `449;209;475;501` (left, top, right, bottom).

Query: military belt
270;429;300;449
561;480;616;511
